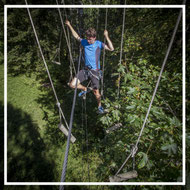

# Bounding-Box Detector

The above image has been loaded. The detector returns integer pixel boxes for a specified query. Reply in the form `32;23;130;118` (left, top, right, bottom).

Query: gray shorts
77;69;100;89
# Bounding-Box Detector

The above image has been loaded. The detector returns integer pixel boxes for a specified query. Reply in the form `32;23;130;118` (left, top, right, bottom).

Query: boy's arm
65;20;81;41
104;30;114;51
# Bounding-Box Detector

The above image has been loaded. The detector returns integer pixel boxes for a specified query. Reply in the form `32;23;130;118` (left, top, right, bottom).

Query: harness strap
89;70;100;80
83;67;102;81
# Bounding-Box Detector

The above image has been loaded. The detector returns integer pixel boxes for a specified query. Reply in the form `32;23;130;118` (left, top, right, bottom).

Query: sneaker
78;90;87;97
78;87;92;98
97;106;104;114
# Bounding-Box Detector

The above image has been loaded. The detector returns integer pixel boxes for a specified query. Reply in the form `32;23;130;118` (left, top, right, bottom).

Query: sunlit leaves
137;152;148;169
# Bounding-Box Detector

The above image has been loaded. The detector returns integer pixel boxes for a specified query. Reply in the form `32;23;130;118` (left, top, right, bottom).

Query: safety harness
83;66;102;81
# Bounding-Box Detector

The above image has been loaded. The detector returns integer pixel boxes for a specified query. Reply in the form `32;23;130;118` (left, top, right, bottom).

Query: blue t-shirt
80;39;105;70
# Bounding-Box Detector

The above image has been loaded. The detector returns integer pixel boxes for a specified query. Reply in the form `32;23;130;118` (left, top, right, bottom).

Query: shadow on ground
3;101;56;183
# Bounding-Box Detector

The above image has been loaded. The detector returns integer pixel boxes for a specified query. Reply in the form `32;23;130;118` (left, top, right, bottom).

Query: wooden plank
58;124;76;143
109;170;138;182
106;123;122;133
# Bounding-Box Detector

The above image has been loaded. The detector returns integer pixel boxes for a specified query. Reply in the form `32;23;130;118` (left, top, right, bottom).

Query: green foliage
100;54;183;181
137;152;148;169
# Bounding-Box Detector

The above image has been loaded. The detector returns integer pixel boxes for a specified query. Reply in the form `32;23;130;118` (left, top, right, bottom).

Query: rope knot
57;102;61;108
131;146;138;158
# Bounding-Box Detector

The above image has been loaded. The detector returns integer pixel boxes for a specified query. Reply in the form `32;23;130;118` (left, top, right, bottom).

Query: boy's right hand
65;20;70;26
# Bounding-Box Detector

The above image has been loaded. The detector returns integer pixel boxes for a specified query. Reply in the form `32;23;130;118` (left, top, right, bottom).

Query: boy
65;20;114;114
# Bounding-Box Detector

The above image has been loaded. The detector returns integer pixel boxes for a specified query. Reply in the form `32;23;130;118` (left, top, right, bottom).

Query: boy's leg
69;77;87;91
93;89;105;114
69;70;87;91
93;89;101;107
90;70;102;107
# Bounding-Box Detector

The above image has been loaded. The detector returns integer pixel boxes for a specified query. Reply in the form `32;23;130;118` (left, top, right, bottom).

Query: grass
7;72;46;129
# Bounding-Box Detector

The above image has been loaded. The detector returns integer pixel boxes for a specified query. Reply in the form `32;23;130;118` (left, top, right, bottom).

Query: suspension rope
81;98;85;181
96;8;100;40
115;5;183;176
58;28;62;64
25;0;69;130
61;0;73;81
56;0;76;76
84;96;91;182
52;27;62;65
101;8;108;98
117;0;126;98
62;2;71;54
59;47;82;190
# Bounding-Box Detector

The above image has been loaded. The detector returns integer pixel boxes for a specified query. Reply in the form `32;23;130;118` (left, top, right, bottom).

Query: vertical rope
56;0;76;76
117;0;126;98
58;29;62;64
84;97;90;183
59;47;82;190
96;8;99;40
81;98;84;182
61;0;71;55
61;0;73;82
101;8;108;98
